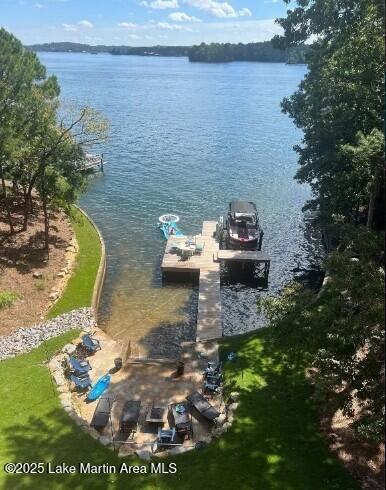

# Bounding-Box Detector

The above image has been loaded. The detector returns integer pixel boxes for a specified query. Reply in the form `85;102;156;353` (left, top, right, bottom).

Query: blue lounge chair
204;381;221;394
70;373;92;391
82;335;101;353
204;362;222;378
69;356;92;375
204;372;222;394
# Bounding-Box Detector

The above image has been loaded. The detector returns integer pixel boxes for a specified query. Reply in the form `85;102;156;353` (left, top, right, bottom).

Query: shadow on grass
216;333;357;490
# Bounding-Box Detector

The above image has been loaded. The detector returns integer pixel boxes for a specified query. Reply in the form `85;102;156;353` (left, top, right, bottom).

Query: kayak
87;374;111;401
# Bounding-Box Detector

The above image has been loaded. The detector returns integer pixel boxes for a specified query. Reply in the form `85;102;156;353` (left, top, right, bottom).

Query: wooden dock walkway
196;222;221;341
161;221;222;341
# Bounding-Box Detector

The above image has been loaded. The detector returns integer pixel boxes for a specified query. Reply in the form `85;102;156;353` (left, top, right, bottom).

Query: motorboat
223;201;263;250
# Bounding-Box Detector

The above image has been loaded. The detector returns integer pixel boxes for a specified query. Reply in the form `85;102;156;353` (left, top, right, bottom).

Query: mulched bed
0;198;73;335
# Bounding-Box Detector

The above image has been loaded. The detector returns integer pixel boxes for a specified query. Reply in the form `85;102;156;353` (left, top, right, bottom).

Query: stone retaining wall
0;308;96;360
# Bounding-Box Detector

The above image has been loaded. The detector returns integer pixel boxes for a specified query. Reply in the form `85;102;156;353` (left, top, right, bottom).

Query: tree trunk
22;188;29;231
22;178;37;230
367;163;383;230
0;161;14;234
29;194;34;214
42;188;50;256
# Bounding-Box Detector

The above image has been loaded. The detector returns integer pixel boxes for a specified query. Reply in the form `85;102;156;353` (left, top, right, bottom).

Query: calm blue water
40;53;321;355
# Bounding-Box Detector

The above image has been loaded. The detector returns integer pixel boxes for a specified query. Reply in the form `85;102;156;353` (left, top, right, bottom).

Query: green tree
33;106;108;252
0;28;59;233
271;0;385;443
0;29;108;253
340;129;385;230
274;1;384;227
188;41;296;63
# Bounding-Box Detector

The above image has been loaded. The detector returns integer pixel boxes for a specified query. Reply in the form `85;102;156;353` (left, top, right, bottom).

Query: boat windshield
234;214;255;222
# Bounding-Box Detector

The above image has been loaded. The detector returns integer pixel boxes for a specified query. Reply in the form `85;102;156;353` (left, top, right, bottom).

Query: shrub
0;291;20;309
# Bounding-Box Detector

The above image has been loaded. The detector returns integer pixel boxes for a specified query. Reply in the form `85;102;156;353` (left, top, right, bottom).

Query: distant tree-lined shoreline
27;41;309;64
189;42;309;63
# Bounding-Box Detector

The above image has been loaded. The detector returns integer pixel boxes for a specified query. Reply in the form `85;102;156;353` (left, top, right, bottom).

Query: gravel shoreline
0;307;96;360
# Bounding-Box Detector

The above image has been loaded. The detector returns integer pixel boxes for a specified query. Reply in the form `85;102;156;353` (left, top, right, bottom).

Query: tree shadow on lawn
1;408;129;490
0;229;69;274
2;332;358;490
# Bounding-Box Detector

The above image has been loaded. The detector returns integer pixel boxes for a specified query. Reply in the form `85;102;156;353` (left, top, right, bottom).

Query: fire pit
146;405;167;426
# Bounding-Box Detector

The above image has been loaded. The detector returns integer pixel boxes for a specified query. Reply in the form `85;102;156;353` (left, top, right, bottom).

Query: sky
0;0;294;46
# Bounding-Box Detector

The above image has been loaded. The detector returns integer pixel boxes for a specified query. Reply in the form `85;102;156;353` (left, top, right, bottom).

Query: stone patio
64;329;227;456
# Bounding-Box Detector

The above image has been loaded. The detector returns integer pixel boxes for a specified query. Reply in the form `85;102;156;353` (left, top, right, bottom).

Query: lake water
40;53;322;357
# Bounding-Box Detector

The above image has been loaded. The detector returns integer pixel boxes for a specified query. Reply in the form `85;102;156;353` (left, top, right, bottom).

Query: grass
0;291;20;309
47;207;101;318
0;327;358;489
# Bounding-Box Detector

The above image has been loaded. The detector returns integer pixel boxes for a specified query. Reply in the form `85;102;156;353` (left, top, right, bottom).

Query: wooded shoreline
28;41;309;64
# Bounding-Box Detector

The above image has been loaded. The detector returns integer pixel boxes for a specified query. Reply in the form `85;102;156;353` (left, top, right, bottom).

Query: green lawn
47;207;102;318
0;328;357;490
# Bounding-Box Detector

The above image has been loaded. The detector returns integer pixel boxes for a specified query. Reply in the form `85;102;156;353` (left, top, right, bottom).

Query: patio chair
204;361;222;378
153;427;176;452
69;356;92;375
194;242;204;254
157;427;176;444
70;373;92;391
203;377;222;394
186;391;220;422
176;247;193;260
81;335;101;354
90;397;113;431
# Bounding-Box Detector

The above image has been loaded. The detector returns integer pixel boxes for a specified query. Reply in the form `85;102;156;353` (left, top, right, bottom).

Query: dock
161;221;221;341
216;250;271;276
161;221;270;342
81;153;105;172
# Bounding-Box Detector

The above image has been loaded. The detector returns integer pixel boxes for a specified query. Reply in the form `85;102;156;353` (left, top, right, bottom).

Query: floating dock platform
161;221;270;342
